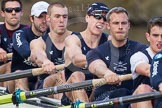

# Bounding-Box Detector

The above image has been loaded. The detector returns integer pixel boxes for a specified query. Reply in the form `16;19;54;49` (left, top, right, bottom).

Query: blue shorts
29;81;37;90
154;97;162;108
37;79;44;89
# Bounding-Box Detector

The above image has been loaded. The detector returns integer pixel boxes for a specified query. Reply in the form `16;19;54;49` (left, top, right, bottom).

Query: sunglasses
4;7;22;13
89;14;107;22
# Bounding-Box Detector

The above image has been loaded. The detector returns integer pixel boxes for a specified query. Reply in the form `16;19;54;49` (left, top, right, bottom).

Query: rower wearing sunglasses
0;0;27;88
86;7;148;108
61;2;109;105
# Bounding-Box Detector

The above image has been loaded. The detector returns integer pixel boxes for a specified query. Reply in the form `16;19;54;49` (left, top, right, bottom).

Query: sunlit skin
30;13;48;36
0;1;23;30
86;14;107;36
107;12;130;47
46;6;68;36
146;26;162;54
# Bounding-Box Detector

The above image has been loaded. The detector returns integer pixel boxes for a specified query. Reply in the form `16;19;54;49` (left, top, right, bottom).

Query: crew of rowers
0;0;162;108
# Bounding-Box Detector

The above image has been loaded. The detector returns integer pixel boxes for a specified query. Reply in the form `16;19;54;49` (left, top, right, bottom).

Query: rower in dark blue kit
86;7;147;108
9;1;49;93
0;0;27;87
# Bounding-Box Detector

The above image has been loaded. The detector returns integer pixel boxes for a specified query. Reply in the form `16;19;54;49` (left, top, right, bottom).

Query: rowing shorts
154;97;162;108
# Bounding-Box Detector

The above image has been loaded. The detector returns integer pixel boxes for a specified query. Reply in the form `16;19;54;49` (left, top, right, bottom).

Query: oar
7;53;12;60
0;64;65;82
59;91;162;108
0;74;131;105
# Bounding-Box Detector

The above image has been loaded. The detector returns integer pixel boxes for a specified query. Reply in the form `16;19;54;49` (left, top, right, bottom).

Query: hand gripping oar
0;74;132;105
0;64;65;82
58;91;162;108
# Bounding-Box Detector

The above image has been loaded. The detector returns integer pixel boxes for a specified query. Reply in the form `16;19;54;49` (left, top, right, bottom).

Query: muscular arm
135;63;150;77
87;49;120;84
65;35;87;68
0;48;7;62
30;37;55;73
30;37;48;66
88;59;111;78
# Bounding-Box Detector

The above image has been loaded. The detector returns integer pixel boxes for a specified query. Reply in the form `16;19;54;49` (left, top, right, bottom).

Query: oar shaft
59;92;162;108
86;92;162;108
0;64;65;82
0;74;132;105
25;80;93;98
25;74;132;98
0;69;33;82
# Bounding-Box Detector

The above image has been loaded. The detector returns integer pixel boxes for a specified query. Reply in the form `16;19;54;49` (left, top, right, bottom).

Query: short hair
47;2;67;16
147;16;162;34
1;0;23;11
106;7;129;22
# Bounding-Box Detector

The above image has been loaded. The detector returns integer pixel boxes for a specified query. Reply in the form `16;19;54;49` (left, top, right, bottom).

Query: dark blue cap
87;2;109;15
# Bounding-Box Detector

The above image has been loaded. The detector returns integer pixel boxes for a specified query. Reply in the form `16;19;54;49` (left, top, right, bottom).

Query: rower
86;7;147;108
29;2;72;100
61;2;109;105
8;1;49;93
0;0;27;87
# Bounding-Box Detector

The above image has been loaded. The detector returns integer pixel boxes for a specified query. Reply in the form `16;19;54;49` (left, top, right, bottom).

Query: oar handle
32;64;65;76
119;74;132;81
7;53;13;59
92;74;132;87
32;68;44;76
55;64;65;70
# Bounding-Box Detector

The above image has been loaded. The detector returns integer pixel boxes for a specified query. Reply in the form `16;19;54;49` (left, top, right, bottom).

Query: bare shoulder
65;34;81;46
30;37;45;49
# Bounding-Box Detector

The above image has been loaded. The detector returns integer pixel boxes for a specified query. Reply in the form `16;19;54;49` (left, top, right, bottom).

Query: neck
111;38;127;48
81;30;102;48
32;25;43;37
5;23;20;31
49;30;71;43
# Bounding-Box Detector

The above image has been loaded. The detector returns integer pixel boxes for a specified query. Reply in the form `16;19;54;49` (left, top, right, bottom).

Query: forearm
136;63;150;77
89;60;111;78
72;53;87;68
30;49;48;67
89;60;120;84
93;65;111;78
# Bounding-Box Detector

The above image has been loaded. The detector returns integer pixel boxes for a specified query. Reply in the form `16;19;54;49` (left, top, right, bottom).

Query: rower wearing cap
61;2;109;105
8;1;49;93
86;7;148;108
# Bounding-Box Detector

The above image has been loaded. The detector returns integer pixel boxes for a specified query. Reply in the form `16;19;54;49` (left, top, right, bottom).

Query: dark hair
147;16;162;34
1;0;22;11
106;7;129;22
47;2;66;16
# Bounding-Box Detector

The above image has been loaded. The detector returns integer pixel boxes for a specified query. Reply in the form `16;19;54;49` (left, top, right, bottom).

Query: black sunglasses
4;7;22;13
89;14;107;22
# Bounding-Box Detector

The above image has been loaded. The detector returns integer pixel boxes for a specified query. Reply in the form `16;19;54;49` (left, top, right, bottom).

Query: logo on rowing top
154;53;162;60
113;61;127;72
152;61;159;77
16;32;22;47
